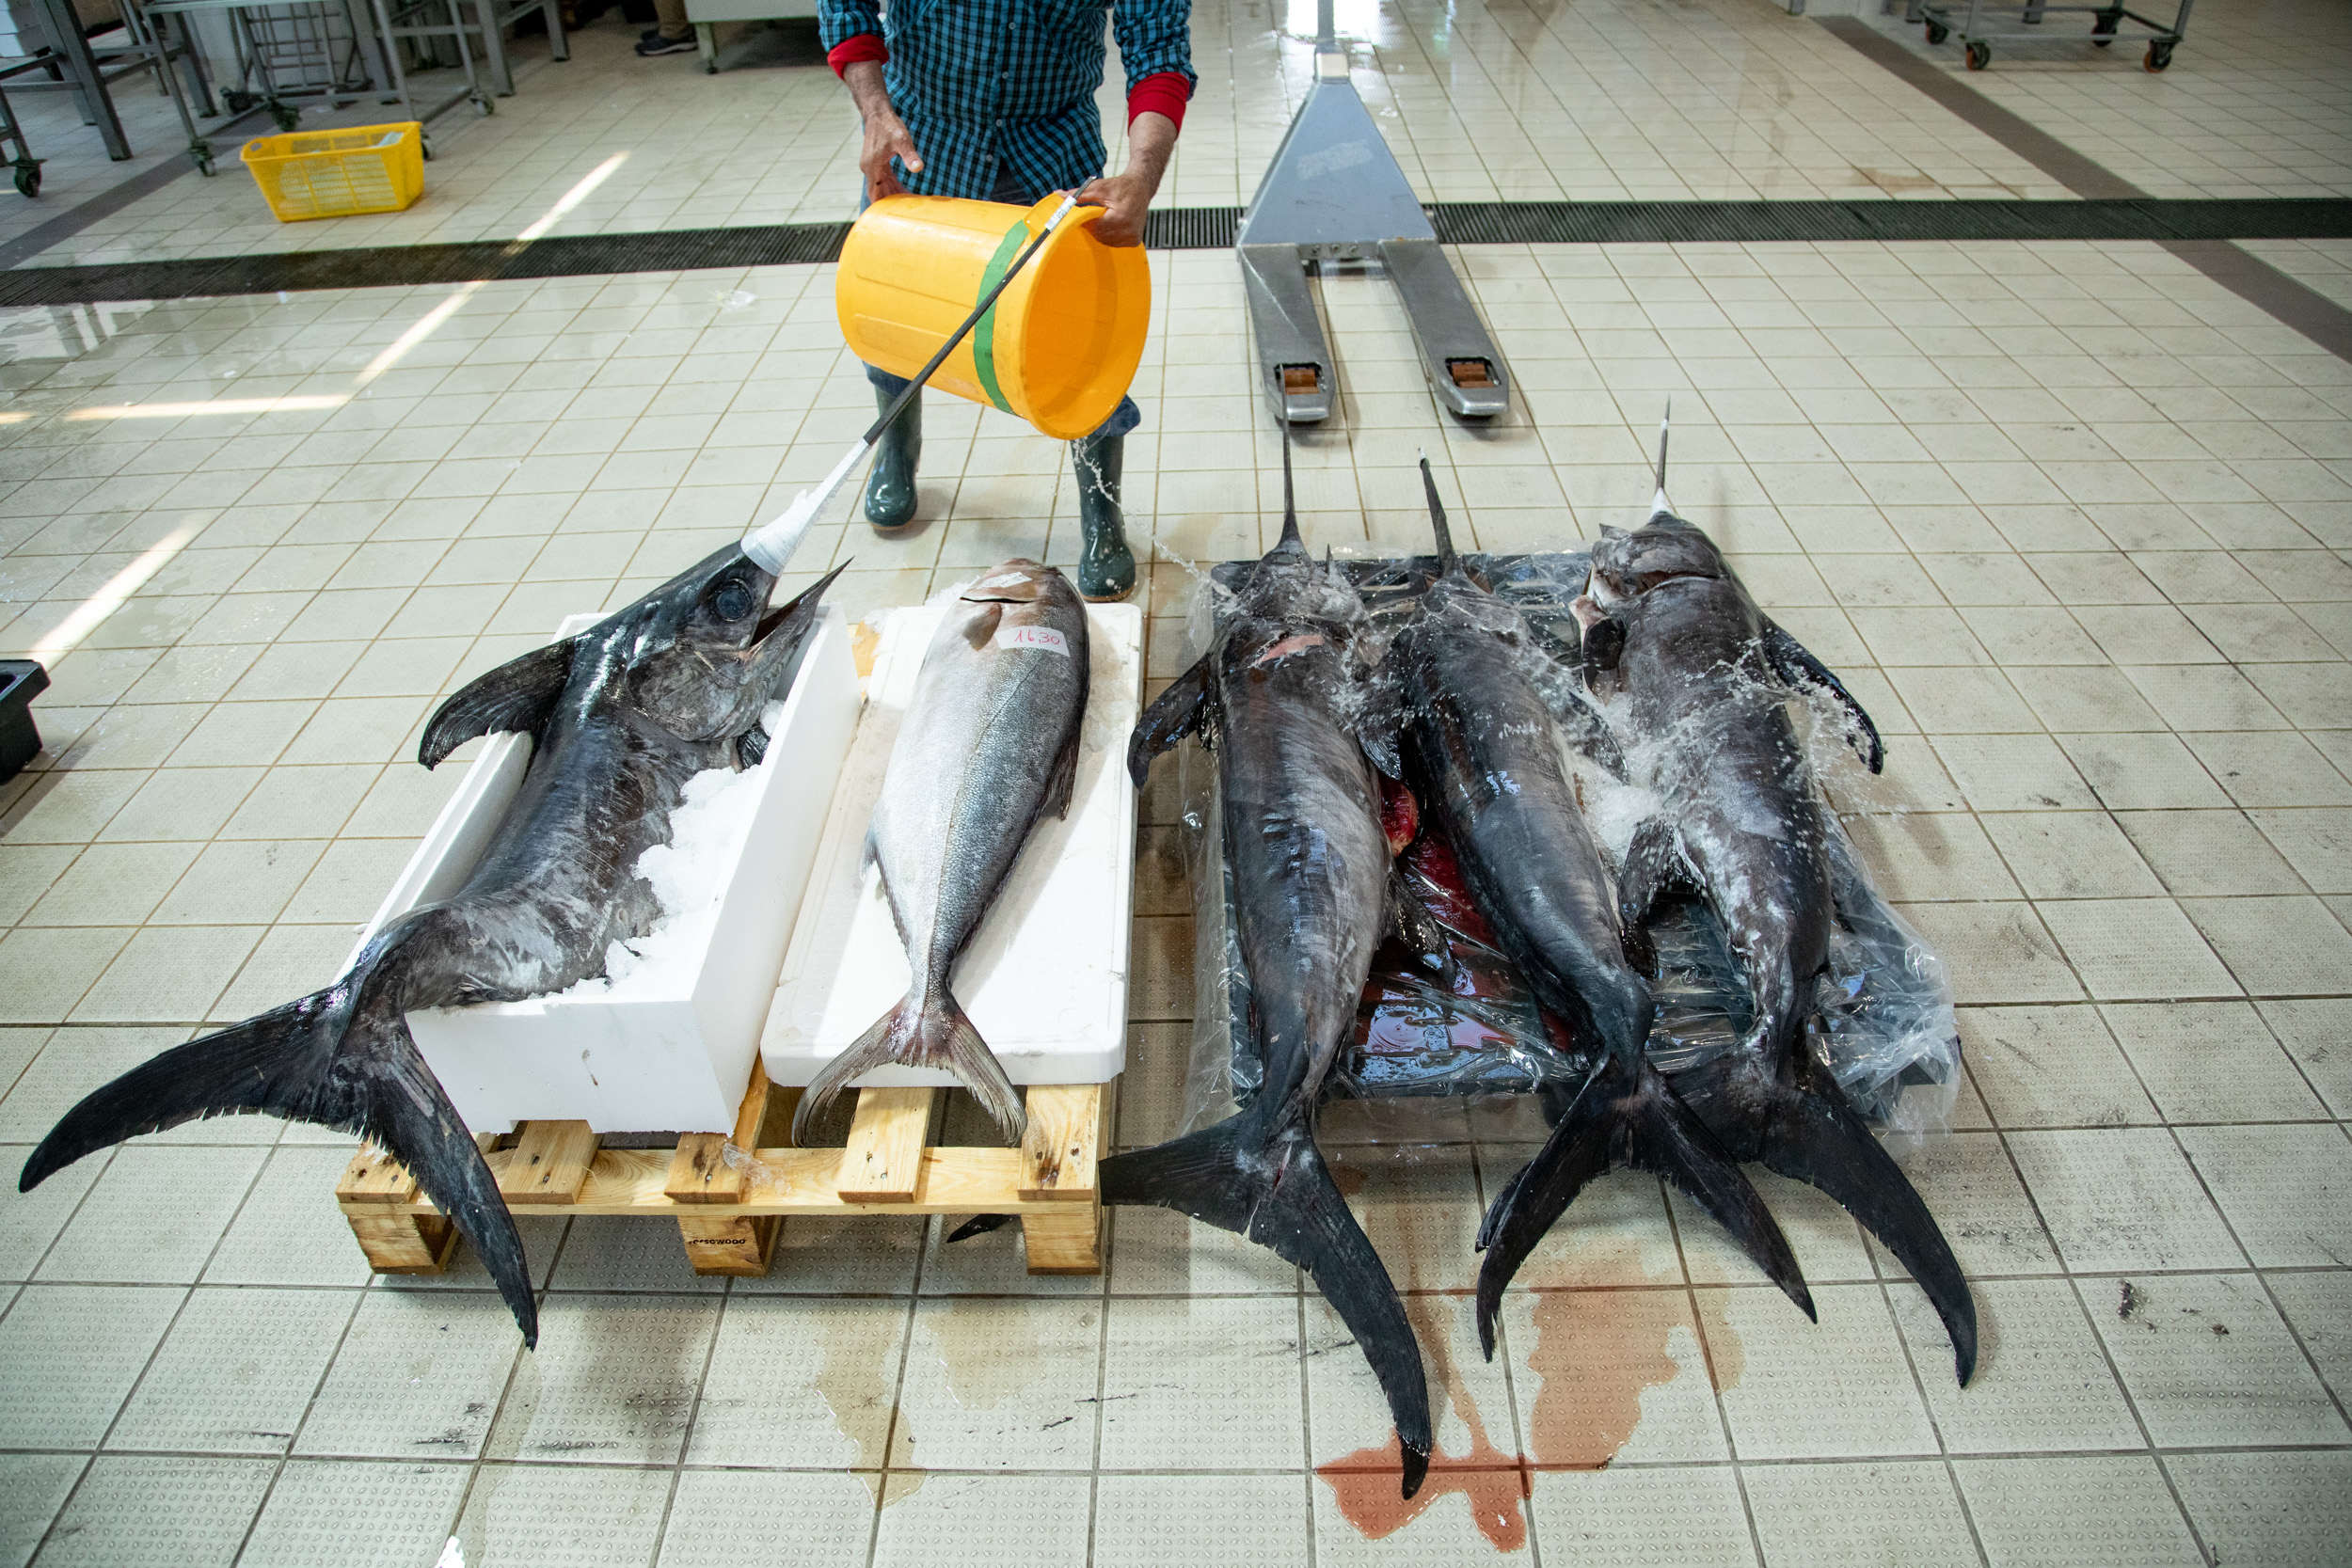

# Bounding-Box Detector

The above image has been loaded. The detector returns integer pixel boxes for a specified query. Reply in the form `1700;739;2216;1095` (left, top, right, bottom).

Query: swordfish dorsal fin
420;636;580;768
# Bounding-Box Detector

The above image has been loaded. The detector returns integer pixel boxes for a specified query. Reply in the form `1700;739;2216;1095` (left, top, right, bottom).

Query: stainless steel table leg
34;0;131;157
473;0;514;94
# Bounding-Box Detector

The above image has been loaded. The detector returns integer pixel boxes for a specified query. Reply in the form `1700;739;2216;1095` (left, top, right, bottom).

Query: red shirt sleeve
827;33;887;77
1126;71;1190;133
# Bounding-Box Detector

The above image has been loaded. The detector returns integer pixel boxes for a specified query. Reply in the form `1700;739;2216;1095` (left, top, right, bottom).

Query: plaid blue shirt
820;0;1195;201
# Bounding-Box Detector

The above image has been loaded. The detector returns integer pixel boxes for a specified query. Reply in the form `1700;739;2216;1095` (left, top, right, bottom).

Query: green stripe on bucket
970;218;1028;417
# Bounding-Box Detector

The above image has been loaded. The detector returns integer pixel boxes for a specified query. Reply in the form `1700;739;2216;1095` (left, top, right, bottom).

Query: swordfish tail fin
18;926;537;1347
1753;1051;1978;1384
792;984;1025;1145
1473;1057;1811;1359
1101;1118;1433;1498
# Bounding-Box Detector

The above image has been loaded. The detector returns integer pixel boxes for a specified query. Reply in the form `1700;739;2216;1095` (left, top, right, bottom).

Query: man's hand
844;59;923;203
1073;109;1175;246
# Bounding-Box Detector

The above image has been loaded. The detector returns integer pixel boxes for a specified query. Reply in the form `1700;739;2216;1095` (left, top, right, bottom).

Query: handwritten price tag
994;624;1070;657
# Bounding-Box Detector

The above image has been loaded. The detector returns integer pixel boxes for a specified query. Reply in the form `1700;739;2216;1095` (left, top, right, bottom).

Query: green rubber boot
864;386;920;531
1072;431;1135;603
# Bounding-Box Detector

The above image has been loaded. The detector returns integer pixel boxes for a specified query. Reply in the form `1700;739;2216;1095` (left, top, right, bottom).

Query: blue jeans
858;160;1141;443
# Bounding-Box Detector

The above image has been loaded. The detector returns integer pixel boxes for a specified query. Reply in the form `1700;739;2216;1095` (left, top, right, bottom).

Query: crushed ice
548;699;786;1000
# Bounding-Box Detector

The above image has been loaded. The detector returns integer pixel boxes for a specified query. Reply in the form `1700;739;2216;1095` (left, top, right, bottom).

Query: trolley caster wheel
269;104;299;132
2091;8;2118;41
1965;39;1991;68
1924;20;1947;42
13;163;40;198
421;135;435;161
222;87;258;113
472;94;494;116
194;149;215;176
2144;40;2173;69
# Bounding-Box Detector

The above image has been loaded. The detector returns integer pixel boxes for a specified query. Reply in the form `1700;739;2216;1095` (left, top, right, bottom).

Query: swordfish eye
709;578;757;623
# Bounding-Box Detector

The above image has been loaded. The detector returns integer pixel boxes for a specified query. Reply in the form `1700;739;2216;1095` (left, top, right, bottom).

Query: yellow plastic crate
241;122;424;223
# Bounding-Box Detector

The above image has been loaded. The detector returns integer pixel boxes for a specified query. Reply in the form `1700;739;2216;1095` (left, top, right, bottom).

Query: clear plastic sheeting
1168;550;1961;1143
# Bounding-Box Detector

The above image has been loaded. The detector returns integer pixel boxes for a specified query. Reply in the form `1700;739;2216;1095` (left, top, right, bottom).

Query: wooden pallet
334;1064;1104;1278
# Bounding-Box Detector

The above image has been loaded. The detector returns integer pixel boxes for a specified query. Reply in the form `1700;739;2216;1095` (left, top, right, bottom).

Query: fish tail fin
1756;1053;1977;1384
20;937;536;1346
1416;451;1459;577
792;985;1025;1145
1475;1057;1810;1358
1103;1119;1432;1498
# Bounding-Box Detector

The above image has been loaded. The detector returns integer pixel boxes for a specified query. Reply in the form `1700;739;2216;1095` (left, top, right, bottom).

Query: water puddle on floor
928;1298;1047;1410
814;1307;908;1503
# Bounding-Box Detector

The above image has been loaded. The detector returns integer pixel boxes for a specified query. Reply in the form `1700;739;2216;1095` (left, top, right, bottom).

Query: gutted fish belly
21;546;844;1347
792;560;1091;1146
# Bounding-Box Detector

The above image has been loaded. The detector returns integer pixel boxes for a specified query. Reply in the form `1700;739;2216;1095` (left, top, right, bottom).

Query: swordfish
1386;461;1810;1355
1577;460;1977;1383
1104;443;1435;1498
19;546;845;1347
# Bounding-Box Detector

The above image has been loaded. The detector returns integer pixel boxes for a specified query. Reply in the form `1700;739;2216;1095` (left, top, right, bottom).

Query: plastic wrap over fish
1168;552;1961;1143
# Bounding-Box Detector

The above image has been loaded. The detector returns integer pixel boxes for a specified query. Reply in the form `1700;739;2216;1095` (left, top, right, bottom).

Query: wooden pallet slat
334;1072;1104;1279
836;1086;936;1203
1018;1084;1101;1201
499;1119;599;1204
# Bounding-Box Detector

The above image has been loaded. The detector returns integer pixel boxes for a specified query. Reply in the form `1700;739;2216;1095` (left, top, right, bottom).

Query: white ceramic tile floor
0;230;2343;1560
9;0;2349;272
0;43;2350;1554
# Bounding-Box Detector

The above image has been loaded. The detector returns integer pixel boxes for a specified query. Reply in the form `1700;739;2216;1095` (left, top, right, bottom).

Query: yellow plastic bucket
834;195;1151;442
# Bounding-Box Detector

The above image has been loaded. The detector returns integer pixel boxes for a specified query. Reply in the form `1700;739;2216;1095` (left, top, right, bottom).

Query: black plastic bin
0;659;48;782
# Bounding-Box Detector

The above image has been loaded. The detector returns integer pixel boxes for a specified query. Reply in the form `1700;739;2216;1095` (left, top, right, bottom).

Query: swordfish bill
1583;508;1977;1383
19;547;847;1347
791;560;1091;1145
1104;440;1433;1497
1389;460;1810;1356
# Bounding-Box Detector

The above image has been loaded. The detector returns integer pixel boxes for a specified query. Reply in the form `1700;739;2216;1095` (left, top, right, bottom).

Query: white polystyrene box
352;604;861;1133
760;598;1141;1089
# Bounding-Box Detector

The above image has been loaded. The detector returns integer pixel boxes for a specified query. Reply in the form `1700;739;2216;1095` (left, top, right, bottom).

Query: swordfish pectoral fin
1128;648;1219;789
1762;619;1884;775
420;636;580;769
1615;820;1694;974
1102;1121;1433;1498
1756;1051;1978;1384
1388;869;1459;989
1473;1058;1811;1358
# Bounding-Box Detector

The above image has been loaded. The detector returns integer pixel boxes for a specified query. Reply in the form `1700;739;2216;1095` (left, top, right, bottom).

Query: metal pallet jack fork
1238;1;1507;426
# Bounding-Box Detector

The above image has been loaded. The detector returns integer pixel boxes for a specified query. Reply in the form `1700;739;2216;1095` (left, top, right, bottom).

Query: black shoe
634;30;694;54
1072;432;1134;602
865;387;921;530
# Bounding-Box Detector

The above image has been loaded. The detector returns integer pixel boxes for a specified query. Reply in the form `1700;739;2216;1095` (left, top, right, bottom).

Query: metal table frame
1906;0;2192;70
0;0;215;160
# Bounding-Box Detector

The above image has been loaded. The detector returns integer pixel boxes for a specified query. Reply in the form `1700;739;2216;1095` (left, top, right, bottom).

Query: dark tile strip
0;154;201;271
1818;16;2148;199
1820;13;2352;363
5;201;2351;308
